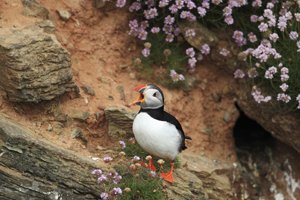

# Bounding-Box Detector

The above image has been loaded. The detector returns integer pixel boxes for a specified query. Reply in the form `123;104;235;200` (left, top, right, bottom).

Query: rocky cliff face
181;20;300;155
0;114;236;200
235;84;300;154
0;27;78;103
0;115;105;199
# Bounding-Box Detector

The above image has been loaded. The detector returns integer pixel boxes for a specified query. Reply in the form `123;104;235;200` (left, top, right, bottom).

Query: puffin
130;83;191;183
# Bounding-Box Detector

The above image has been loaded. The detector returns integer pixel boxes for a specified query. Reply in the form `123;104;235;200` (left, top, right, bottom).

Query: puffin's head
130;84;164;109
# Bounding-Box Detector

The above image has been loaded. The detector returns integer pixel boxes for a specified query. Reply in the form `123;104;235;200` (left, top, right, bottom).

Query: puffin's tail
185;135;192;140
181;135;192;151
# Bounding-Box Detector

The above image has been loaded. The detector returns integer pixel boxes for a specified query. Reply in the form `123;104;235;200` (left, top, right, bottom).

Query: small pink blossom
258;22;268;32
185;29;196;38
97;174;108;183
188;57;197;68
219;48;230;56
295;13;300;22
289;31;299;40
250;15;258;22
248;32;257;43
91;169;102;176
234;69;245;79
116;0;126;8
186;47;195;57
200;44;210;55
142;48;150;57
251;87;272;103
264;66;277;79
133;155;140;162
100;192;108;200
197;7;207;17
279;83;289;92
111;187;122;196
277;93;291;103
269;33;279;42
224;15;234;25
103;156;113;163
119;140;126;149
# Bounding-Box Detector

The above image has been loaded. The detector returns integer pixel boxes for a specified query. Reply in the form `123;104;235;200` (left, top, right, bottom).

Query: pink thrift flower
91;169;102;176
248;32;257;43
185;29;196;38
223;6;232;17
188;57;197;68
142;48;150;57
269;33;279;42
97;174;108;183
258;22;268;32
111;187;122;196
234;69;245;79
165;34;174;42
129;2;141;12
178;74;185;81
186;47;195;57
103;156;113;163
133;155;140;162
277;93;291;103
200;44;210;55
224;15;234;25
296;95;300;109
151;27;160;33
219;48;230;56
197;7;206;17
100;192;108;200
113;173;122;184
119;140;126;149
116;0;126;8
211;0;222;5
250;15;258;23
279;83;289;92
144;8;158;19
251;87;272;103
295;13;300;22
289;31;299;40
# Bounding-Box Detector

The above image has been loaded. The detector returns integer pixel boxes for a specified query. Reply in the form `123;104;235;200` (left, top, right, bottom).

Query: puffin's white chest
132;112;181;160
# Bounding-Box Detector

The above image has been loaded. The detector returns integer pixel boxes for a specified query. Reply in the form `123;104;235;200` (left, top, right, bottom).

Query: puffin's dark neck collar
139;106;164;121
139;106;164;113
139;106;165;120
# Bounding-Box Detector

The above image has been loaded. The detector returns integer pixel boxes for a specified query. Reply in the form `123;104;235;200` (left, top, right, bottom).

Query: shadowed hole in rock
233;105;273;150
233;104;300;199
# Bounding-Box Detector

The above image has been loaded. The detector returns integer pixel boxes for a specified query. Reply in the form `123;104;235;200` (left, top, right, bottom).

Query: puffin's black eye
153;92;157;97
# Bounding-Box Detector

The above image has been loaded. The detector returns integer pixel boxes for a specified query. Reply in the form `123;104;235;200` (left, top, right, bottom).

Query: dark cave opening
233;105;273;150
232;105;300;199
232;105;276;199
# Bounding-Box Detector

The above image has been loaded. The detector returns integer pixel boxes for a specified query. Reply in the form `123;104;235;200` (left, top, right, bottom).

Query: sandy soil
0;0;238;163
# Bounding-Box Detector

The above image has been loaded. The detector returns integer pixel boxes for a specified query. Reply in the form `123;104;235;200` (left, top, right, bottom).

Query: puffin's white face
141;88;164;109
130;84;165;109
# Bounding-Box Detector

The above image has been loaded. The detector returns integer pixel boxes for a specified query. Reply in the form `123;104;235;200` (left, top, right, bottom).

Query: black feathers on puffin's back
139;107;191;151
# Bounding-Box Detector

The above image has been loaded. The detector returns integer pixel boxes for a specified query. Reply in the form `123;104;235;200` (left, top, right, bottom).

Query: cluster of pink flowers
112;0;300;109
251;87;272;104
91;169;123;200
114;0;231;72
228;1;300;109
170;69;185;82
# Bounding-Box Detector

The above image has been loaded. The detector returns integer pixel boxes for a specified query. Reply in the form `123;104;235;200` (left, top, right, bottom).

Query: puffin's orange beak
129;85;146;106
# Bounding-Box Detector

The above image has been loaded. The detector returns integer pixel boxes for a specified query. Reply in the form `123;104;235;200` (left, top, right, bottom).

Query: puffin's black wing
162;111;192;151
